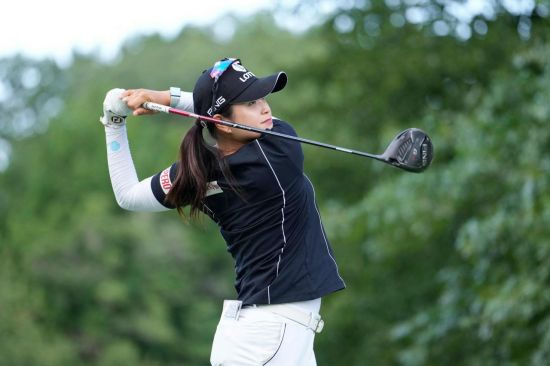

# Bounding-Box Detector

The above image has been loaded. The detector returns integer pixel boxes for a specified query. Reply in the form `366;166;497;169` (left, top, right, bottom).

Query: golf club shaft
142;102;385;162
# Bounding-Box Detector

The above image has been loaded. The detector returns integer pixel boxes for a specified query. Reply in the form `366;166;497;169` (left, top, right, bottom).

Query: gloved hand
100;88;133;128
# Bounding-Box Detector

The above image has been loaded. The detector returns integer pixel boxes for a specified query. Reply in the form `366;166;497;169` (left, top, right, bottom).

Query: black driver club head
380;128;434;172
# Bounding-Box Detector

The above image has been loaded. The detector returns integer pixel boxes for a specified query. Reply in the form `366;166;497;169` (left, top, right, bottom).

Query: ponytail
166;121;219;218
166;112;240;219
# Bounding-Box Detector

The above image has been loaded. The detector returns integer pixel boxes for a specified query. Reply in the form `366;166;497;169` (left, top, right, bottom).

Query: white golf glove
100;88;133;128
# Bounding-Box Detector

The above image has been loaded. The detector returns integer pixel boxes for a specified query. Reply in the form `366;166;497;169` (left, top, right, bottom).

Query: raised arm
100;88;185;212
121;87;194;116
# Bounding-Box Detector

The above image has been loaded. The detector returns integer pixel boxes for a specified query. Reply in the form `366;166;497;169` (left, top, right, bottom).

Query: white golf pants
210;298;322;366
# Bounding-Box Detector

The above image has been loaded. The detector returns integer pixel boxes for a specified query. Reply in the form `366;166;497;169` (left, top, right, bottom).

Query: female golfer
100;58;345;365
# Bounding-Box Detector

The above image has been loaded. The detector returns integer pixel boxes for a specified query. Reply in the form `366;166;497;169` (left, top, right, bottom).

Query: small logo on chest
206;181;223;197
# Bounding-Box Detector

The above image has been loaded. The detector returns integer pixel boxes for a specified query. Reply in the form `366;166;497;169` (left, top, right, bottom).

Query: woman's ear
213;114;232;134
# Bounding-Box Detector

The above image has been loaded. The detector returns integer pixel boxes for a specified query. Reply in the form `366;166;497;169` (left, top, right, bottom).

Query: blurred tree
0;55;66;140
384;42;550;366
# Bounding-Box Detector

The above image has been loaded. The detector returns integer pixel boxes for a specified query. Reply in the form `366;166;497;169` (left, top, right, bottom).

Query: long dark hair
165;108;235;219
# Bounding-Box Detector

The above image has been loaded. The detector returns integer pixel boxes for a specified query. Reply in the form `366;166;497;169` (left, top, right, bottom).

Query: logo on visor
214;96;226;108
232;63;247;72
207;96;226;116
239;71;255;83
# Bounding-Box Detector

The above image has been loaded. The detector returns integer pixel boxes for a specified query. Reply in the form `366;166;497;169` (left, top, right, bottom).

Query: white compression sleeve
174;91;194;112
105;126;170;212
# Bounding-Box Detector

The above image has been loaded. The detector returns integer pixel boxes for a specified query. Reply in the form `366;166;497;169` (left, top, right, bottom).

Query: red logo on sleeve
160;168;172;194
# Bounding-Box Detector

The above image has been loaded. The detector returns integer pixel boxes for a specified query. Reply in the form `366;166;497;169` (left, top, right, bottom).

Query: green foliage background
1;1;550;365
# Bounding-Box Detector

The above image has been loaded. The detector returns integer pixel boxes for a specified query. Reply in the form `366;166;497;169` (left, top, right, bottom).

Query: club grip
143;102;170;114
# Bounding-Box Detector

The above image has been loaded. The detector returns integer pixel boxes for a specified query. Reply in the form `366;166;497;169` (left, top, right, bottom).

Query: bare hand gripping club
142;102;433;173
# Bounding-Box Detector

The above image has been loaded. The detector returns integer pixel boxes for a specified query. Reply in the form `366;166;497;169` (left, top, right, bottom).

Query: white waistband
248;298;321;313
257;302;324;333
282;298;322;314
251;298;323;333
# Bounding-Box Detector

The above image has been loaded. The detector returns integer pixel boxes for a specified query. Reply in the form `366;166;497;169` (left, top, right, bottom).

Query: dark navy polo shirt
151;119;345;305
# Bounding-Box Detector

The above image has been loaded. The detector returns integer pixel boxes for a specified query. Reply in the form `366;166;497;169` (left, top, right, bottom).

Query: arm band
172;90;194;112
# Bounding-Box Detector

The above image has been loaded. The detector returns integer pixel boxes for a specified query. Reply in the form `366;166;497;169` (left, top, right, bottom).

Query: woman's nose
260;99;270;114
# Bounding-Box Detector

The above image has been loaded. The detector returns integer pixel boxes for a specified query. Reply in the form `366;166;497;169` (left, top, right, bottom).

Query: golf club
142;102;433;173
